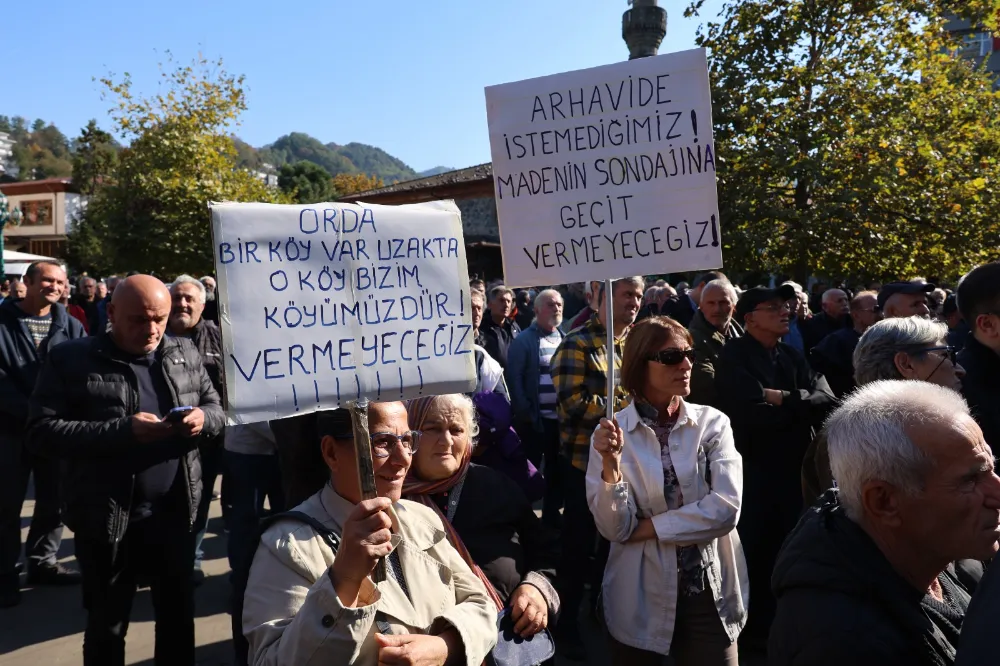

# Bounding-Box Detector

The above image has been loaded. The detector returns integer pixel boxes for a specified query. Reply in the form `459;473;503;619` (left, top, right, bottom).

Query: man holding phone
26;274;224;666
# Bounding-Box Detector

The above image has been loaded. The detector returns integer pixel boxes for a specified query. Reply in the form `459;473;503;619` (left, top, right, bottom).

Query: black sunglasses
648;349;697;366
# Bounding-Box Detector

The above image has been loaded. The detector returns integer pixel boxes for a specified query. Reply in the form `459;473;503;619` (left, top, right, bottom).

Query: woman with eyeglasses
588;316;748;666
802;316;967;503
403;394;561;642
243;403;497;666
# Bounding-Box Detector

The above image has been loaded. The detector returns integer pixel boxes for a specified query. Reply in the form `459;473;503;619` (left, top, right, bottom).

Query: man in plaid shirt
550;276;644;659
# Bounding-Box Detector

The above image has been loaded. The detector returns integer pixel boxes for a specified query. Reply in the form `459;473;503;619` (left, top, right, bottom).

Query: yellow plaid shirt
551;314;631;471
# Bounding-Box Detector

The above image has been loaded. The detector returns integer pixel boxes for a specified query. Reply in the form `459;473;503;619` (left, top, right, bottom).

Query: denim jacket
507;322;563;432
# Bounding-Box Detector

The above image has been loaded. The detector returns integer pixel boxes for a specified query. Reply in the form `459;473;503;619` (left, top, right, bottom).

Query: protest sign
485;47;722;286
211;200;478;425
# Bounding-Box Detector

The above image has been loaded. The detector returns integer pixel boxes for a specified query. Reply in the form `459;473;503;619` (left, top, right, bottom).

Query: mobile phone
166;406;194;423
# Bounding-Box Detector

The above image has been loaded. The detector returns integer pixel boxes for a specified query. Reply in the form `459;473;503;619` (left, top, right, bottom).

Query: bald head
822;289;850;319
108;275;172;355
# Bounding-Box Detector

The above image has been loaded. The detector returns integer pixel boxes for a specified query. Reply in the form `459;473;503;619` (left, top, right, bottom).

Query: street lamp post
0;191;23;277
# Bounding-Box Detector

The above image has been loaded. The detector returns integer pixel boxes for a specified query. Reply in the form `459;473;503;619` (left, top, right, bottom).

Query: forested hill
0;115;450;185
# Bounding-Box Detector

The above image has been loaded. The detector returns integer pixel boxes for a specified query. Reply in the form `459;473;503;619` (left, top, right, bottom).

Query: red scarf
403;397;505;610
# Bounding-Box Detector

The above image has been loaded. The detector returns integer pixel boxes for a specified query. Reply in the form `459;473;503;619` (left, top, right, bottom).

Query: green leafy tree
278;161;336;203
690;0;1000;282
331;172;384;197
67;54;291;277
71;120;120;195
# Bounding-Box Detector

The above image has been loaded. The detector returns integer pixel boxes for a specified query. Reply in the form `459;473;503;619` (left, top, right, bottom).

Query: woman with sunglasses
588;316;747;666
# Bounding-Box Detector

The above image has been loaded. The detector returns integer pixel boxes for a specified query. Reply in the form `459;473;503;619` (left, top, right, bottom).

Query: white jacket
586;399;749;655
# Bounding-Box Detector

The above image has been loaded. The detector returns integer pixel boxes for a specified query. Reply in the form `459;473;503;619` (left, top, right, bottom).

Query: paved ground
1;481;763;666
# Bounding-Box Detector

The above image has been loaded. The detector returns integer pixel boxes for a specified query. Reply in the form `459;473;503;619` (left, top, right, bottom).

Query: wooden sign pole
349;399;387;584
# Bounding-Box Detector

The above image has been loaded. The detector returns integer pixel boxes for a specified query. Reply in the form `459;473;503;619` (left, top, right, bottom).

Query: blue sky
3;0;724;172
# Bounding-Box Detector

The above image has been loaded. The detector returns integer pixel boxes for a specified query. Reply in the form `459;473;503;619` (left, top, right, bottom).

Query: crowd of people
1;257;1000;666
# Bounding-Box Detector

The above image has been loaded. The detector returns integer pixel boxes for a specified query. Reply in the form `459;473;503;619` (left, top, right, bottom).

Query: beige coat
587;400;749;655
243;484;498;665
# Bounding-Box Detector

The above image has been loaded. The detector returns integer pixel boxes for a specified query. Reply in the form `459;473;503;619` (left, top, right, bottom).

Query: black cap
942;293;959;317
735;284;798;323
877;281;935;310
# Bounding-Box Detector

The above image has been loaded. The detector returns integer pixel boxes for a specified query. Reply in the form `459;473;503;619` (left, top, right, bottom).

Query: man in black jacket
715;285;836;649
662;270;726;327
169;275;225;584
0;260;86;607
771;381;999;666
956;262;1000;451
802;288;852;355
27;275;225;666
810;290;881;397
481;285;521;369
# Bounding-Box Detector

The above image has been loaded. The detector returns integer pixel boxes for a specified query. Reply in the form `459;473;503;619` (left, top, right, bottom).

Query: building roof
0;178;78;196
339;163;495;204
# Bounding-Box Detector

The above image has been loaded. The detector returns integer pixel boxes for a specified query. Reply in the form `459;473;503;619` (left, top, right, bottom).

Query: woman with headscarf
404;394;560;642
589;316;748;666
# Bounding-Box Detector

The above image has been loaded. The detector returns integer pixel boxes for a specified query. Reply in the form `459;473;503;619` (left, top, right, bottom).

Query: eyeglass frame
903;345;958;382
753;302;793;314
647;348;697;366
369;431;421;459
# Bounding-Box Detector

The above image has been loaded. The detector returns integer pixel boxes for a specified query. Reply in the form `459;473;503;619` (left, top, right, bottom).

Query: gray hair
489;285;514;301
80;277;97;287
534;288;562;310
702;279;737;303
427;393;480;443
171;274;207;304
781;280;803;294
827;380;969;521
853;316;948;385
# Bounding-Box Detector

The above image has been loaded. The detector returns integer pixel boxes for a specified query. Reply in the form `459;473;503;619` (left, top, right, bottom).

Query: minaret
622;0;667;59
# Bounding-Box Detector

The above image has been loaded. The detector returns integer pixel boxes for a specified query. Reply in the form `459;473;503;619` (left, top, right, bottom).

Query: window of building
28;240;66;258
17;199;54;227
958;32;993;58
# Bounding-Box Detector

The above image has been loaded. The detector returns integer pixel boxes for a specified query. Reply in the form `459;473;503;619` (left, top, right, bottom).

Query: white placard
211;200;478;425
485;48;723;287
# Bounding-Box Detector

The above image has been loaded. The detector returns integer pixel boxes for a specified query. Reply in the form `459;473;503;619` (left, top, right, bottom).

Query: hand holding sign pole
349;398;387;584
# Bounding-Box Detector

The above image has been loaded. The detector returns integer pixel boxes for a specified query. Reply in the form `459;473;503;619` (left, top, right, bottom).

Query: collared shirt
551;313;630;471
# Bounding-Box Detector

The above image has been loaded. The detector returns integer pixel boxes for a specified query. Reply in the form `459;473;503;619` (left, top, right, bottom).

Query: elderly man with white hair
507;288;565;527
688;279;741;406
168;274;225;585
802;288;852;354
771;380;1000;666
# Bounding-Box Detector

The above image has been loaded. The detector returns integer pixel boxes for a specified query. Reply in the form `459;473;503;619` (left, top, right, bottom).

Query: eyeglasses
647;349;697;366
917;345;958;365
754;302;793;314
369;431;421;459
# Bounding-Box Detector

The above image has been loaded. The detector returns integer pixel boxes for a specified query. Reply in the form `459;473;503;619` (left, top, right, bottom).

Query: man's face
327;402;412;504
470;295;484;331
746;297;791;336
700;285;735;330
851;294;881;331
25;264;66;306
108;295;170;355
823;290;850;318
96;282;108;300
885;292;930;318
11;282;26;299
79;280;96;299
170;282;205;332
201;277;216;292
491;292;513;319
612;281;643;327
536;294;564;331
897;417;1000;563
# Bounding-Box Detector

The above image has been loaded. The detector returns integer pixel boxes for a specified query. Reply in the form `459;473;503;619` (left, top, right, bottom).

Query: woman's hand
593;418;624;483
375;630;458;666
329;497;394;607
509;584;548;637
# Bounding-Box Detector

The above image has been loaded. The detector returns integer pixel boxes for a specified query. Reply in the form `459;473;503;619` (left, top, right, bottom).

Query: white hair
701;279;737;303
853;317;947;385
826;380;970;521
781;280;803;294
428;393;480;443
534;288;562;310
171;274;207;304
